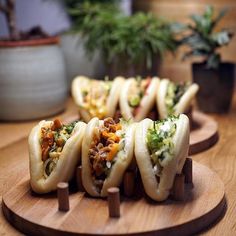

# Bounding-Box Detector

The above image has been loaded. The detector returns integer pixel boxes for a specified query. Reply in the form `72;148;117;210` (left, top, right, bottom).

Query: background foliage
179;5;233;69
63;1;177;69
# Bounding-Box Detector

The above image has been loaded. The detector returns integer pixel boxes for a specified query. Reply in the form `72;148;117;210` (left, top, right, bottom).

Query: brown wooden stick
6;0;19;40
172;174;185;201
128;157;137;171
57;182;70;211
76;166;85;192
124;171;135;197
185;105;193;130
107;187;120;218
182;158;192;184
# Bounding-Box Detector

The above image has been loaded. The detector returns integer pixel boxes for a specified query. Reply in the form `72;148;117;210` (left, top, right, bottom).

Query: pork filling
88;117;125;192
40;119;77;178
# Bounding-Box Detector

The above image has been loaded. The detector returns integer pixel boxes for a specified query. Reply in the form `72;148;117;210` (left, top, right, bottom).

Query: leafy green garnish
65;121;77;134
129;96;141;107
146;117;178;167
82;90;88;97
165;82;189;115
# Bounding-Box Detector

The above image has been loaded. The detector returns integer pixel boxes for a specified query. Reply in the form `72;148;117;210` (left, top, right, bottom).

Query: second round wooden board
189;111;218;155
2;161;225;236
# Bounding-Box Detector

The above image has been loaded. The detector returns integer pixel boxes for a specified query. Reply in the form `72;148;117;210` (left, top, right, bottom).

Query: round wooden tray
189;111;218;155
2;162;225;236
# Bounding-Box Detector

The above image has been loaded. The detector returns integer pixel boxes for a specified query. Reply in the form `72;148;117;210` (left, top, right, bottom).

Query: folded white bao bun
28;120;86;194
82;117;135;197
71;76;125;123
119;77;160;122
157;79;199;119
135;114;189;201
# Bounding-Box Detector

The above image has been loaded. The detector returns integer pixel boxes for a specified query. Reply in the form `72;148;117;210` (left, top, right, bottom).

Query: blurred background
0;0;235;120
1;0;235;82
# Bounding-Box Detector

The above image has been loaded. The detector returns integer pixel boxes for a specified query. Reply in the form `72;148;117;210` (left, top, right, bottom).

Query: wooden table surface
0;96;236;235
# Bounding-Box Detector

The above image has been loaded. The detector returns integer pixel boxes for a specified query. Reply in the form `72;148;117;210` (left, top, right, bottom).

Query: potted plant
180;5;234;113
0;0;67;121
60;0;120;84
66;1;177;78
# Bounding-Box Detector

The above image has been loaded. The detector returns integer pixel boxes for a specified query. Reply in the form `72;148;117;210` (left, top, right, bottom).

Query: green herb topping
146;116;178;175
165;82;190;115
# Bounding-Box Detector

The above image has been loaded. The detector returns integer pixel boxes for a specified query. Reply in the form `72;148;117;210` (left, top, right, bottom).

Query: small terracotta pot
0;37;67;121
192;62;235;113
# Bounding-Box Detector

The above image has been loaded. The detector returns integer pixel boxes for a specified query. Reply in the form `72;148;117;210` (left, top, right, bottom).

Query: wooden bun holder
2;160;225;236
184;106;193;130
108;187;120;218
76;166;85;192
60;158;192;216
57;182;70;211
171;157;193;201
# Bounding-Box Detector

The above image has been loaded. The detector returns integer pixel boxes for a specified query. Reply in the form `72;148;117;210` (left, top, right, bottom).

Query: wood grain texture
189;111;219;155
0;94;236;235
2;162;225;236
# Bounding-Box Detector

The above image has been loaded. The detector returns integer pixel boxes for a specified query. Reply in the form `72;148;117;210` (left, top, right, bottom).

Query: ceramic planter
192;62;235;113
0;37;67;121
60;33;105;85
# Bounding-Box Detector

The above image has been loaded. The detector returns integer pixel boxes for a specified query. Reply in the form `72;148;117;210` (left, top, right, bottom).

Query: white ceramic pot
60;33;106;86
0;37;67;121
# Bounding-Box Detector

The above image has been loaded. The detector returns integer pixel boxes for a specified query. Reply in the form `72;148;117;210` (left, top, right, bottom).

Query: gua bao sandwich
135;114;189;201
28;119;86;194
82;117;135;197
119;77;160;122
72;76;124;123
157;79;199;119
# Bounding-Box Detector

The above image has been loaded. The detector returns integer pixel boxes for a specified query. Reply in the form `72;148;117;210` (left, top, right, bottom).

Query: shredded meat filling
88;117;122;190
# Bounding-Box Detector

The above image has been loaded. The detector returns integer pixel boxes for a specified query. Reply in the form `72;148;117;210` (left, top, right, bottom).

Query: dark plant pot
106;55;160;78
192;62;235;113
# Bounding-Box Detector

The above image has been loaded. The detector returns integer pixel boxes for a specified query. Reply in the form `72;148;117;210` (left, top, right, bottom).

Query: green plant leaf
180;5;232;67
212;31;231;46
207;53;221;69
212;7;228;28
204;5;213;20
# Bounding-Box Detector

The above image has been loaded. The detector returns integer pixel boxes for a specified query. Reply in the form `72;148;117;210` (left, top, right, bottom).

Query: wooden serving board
2;162;225;236
189;111;219;155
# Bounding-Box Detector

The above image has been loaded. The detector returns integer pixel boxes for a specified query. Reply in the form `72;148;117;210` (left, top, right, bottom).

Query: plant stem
6;0;19;40
0;0;19;40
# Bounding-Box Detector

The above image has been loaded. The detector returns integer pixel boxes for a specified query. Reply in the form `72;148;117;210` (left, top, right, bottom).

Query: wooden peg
172;174;185;201
184;105;193;130
182;158;193;184
128;157;137;171
57;182;69;211
76;166;85;192
124;171;135;197
107;187;120;218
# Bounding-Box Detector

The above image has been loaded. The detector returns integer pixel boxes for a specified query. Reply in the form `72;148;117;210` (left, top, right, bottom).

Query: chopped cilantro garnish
129;96;141;107
165;82;189;115
65;121;77;134
146;117;178;167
